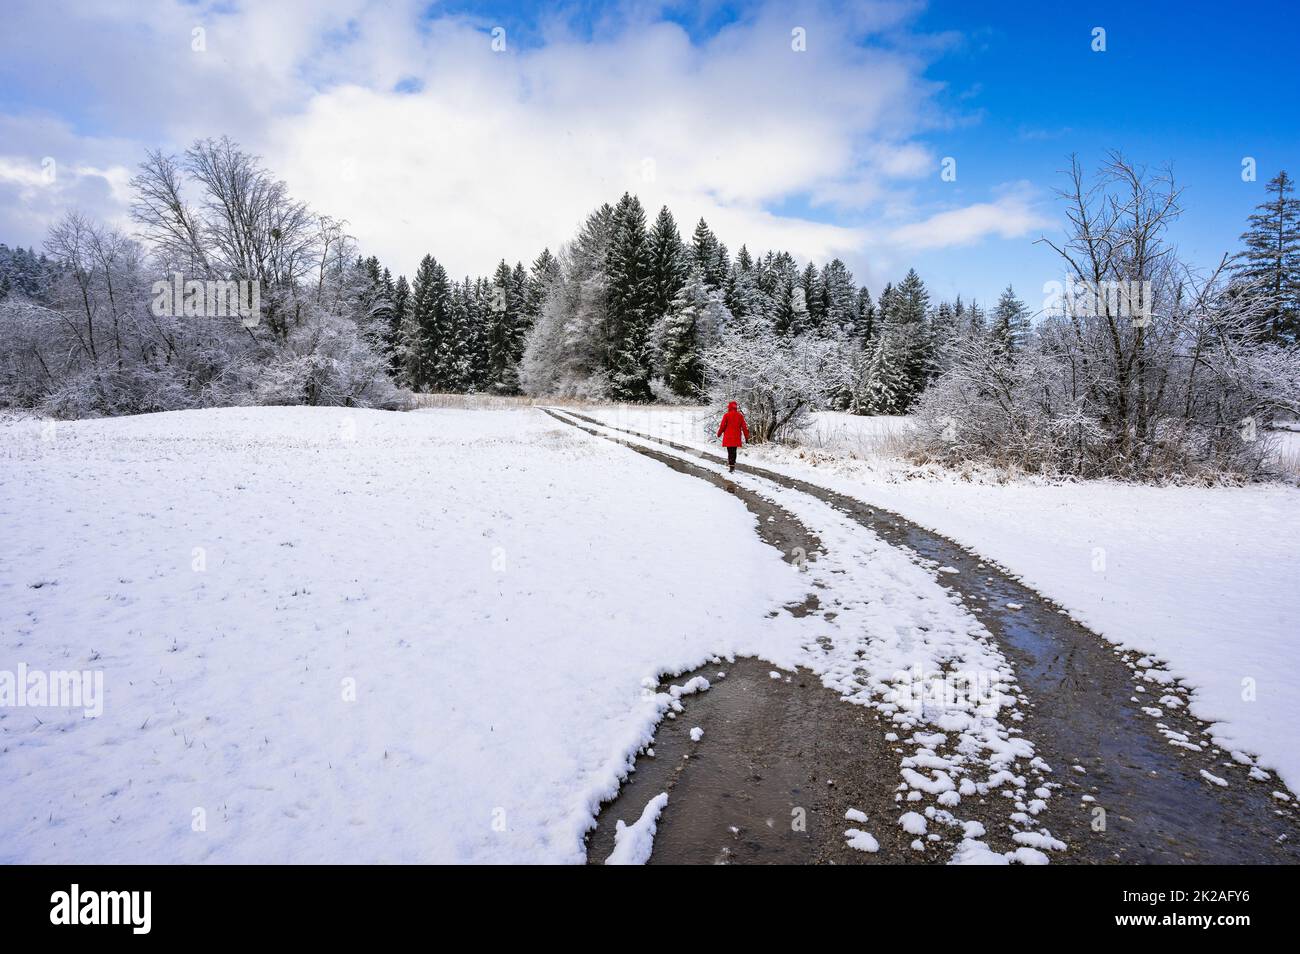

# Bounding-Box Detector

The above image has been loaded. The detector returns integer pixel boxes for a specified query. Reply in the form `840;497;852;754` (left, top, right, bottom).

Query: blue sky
903;0;1300;305
1;0;1296;310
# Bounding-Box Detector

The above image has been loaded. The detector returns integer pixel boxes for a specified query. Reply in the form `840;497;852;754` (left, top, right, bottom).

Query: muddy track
544;410;922;863
547;409;1300;864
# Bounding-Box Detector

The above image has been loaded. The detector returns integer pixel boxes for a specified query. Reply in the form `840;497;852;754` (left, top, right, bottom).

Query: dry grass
407;392;614;411
1272;435;1300;479
791;415;916;462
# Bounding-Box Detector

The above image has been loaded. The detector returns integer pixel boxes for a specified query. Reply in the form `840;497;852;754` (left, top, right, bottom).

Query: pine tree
691;218;729;289
527;249;558;319
876;282;894;329
507;261;531;386
474;276;496;390
0;245;52;300
344;256;380;344
712;241;733;305
774;276;799;336
799;261;822;331
990;285;1031;358
891;268;932;406
854;328;908;414
655;266;730;398
486;259;518;391
757;251;791;299
770;254;804;336
818;259;857;336
379;265;392;328
408;254;452;391
648;206;687;322
391;274;414;383
1233;170;1300;342
352;257;399;369
473;261;532;394
458;277;487;391
439;278;473;392
727;245;767;326
929;300;962;375
478;276;501;392
521;205;615;397
605;194;656;401
893;269;930;325
852;286;876;341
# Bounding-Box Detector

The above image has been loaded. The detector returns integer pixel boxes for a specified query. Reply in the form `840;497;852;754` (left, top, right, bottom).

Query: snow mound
606;793;669;865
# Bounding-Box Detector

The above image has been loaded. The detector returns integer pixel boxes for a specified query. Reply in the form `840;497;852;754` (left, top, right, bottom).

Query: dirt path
547;409;1300;864
584;657;923;864
543;411;908;863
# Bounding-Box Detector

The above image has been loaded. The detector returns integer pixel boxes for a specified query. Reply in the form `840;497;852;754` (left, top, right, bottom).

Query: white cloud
0;0;1042;280
888;186;1049;250
0;115;137;247
256;5;943;275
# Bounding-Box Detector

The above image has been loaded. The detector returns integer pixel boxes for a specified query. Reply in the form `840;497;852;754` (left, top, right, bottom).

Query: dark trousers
726;446;738;469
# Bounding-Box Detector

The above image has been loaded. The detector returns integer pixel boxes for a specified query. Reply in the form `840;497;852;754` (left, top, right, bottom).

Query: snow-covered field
585;405;1300;793
2;406;813;863
1;404;1075;864
5;403;1295;864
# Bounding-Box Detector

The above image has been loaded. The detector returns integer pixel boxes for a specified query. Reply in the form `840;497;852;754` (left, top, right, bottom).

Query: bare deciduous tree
913;154;1300;481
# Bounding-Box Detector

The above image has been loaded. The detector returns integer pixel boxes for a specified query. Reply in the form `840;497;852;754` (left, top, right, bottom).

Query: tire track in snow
546;408;1065;864
543;413;937;864
552;408;1300;863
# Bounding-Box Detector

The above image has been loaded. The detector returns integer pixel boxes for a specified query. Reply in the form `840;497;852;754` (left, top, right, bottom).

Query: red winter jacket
716;402;750;447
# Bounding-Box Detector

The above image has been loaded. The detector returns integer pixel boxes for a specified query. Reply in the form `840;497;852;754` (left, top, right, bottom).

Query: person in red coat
716;401;750;473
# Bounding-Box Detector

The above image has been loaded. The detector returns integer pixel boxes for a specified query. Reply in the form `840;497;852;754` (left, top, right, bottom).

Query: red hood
727;402;738;411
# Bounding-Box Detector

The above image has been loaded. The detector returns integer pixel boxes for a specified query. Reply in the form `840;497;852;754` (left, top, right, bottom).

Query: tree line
321;168;1298;441
372;193;1035;419
2;140;1297;480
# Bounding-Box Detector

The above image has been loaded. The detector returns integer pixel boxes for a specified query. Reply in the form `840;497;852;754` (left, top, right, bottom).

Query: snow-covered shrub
40;364;196;418
253;310;404;408
520;207;614;399
0;298;63;408
909;334;1092;473
520;272;611;399
650;266;730;400
701;325;842;443
912;288;1300;480
912;156;1300;481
